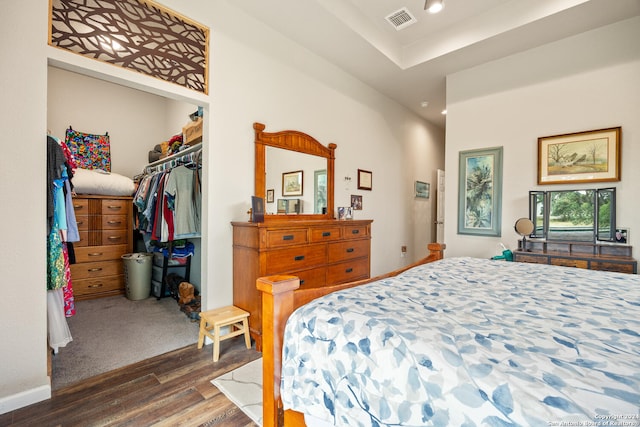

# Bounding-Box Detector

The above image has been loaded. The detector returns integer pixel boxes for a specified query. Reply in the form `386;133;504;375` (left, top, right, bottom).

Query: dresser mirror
528;187;616;242
265;147;326;215
254;122;335;221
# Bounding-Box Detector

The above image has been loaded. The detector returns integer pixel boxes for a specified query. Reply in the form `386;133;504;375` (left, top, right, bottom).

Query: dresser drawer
264;245;326;274
101;229;129;245
73;275;125;298
296;266;327;289
75;244;129;263
327;258;370;284
266;229;308;248
514;254;548;264
72;198;89;214
551;257;588;269
591;261;635;274
75;214;89;231
101;214;128;230
70;260;123;279
342;224;368;239
75;231;89;247
101;199;129;215
328;239;370;263
310;227;342;242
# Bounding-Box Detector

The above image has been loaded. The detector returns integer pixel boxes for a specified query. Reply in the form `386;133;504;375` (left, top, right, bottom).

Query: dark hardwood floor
1;338;261;427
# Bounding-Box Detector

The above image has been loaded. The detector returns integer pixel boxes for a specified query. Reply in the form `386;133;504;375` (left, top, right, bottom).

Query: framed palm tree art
458;147;503;236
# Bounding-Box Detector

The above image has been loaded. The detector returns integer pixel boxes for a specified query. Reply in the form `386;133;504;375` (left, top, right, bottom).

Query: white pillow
72;168;135;196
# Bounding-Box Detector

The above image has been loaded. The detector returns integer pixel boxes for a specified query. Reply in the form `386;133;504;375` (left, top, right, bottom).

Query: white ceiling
232;0;640;128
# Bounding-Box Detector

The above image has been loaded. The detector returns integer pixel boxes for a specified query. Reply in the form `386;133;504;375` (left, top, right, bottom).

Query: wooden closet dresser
232;219;372;349
70;195;133;300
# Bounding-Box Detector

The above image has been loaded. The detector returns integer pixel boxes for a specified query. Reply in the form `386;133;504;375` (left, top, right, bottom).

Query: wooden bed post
257;275;300;427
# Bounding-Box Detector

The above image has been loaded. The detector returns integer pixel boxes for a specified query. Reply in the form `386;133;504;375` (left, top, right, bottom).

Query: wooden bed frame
256;242;446;427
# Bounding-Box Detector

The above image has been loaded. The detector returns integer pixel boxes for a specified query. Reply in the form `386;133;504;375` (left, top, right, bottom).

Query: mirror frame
527;187;616;242
254;122;336;221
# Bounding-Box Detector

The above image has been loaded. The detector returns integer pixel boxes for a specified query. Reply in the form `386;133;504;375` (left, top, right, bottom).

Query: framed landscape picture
458;147;503;236
538;127;620;185
282;170;303;196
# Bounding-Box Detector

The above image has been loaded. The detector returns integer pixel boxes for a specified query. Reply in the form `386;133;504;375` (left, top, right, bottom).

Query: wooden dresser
232;219;372;349
70;195;133;300
513;240;637;274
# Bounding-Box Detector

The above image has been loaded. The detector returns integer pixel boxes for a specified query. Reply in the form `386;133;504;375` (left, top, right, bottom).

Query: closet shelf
145;142;202;170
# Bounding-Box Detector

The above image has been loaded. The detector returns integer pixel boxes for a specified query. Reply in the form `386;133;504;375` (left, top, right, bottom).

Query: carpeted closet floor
51;294;200;389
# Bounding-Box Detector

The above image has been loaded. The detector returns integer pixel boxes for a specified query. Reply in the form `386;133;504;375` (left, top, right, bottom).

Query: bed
257;244;640;426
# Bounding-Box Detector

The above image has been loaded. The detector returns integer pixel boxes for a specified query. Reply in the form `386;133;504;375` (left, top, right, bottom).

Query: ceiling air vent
385;7;417;31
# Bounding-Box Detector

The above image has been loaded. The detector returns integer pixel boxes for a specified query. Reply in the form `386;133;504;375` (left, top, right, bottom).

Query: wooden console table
513;240;637;274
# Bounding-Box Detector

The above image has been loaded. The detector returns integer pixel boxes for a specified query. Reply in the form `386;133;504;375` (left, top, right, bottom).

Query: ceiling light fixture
424;0;444;14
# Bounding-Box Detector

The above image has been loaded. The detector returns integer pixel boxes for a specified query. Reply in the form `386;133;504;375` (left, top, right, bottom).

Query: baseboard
0;384;51;415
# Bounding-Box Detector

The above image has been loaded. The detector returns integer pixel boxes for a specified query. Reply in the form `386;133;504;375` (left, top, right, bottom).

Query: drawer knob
107;205;122;210
351;230;360;234
283;235;294;241
322;232;331;237
346;248;354;253
88;268;103;272
107;220;122;225
76;221;84;225
345;268;353;273
300;280;305;285
88;252;103;257
294;255;305;261
108;236;121;241
88;283;104;288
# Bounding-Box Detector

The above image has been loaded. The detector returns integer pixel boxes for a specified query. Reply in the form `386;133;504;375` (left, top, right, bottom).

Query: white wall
194;0;443;288
47;67;199;178
444;17;640;258
0;0;441;412
0;0;51;413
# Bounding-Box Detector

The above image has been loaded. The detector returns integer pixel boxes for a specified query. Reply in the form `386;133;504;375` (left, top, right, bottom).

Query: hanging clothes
47;288;72;354
46;135;77;317
46;134;75;352
164;165;200;239
133;147;202;249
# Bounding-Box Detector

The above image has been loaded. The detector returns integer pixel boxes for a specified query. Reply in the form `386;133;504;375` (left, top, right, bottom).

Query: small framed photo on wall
415;181;430;199
266;189;274;203
351;195;363;210
357;169;372;190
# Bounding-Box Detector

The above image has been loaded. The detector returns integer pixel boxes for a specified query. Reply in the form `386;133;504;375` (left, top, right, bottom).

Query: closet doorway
47;64;208;389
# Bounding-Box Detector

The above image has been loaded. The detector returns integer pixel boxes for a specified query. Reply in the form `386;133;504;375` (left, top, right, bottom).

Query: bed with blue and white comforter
280;257;640;426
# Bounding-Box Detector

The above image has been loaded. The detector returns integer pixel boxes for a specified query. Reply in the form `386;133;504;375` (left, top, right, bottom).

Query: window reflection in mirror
529;191;545;238
265;147;326;215
547;190;595;241
597;188;616;241
314;170;327;214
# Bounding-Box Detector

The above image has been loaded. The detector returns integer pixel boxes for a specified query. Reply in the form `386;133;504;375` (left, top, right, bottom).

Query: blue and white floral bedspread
280;257;640;426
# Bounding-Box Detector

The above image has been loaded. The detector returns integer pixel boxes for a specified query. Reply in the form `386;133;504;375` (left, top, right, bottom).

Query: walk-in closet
47;65;206;389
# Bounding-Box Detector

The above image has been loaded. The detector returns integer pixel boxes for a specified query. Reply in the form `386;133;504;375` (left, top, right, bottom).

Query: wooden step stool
197;305;251;362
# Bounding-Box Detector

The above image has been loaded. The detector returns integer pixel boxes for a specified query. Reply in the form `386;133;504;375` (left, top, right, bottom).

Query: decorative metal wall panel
49;0;209;94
